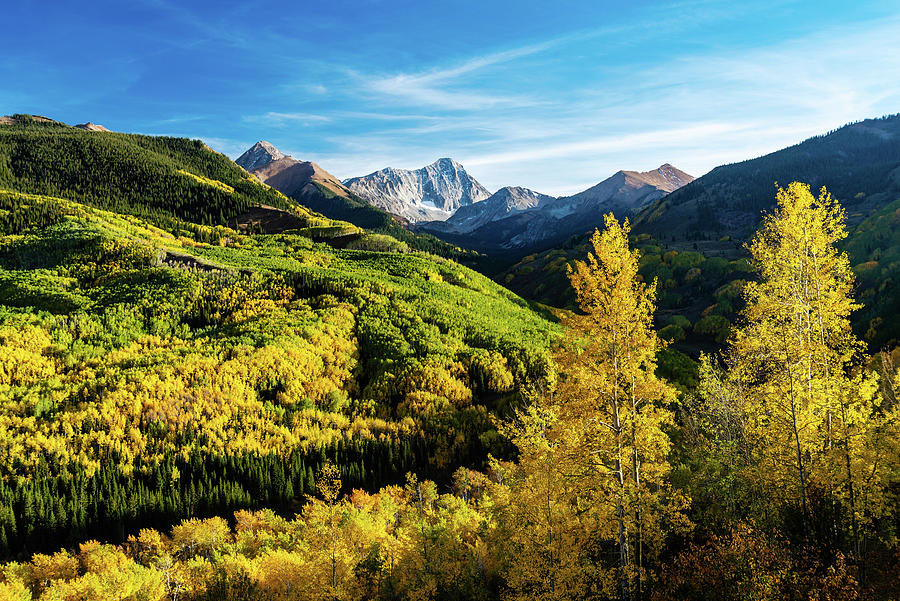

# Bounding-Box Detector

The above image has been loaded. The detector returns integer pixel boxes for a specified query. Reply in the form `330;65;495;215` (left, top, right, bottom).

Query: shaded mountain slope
633;114;900;245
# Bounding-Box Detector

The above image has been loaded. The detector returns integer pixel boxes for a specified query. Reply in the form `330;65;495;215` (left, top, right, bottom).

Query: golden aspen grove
0;117;899;601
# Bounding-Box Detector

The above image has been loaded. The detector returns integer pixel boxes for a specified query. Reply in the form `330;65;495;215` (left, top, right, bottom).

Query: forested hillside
292;179;479;259
0;125;557;560
500;232;749;354
2;183;898;601
633;114;900;243
0;115;352;237
502;221;900;355
0;118;898;601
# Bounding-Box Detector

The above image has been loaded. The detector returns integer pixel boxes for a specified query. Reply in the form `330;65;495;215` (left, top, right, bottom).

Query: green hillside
0;114;354;238
500;231;749;368
502;207;900;354
0;133;556;558
843;195;900;347
501;116;900;351
297;180;480;259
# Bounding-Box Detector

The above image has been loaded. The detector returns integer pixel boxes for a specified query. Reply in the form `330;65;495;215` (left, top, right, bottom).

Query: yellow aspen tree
494;404;598;601
316;460;343;599
558;214;688;601
728;182;876;546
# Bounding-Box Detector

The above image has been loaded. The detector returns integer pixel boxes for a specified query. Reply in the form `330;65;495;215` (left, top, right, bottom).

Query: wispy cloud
243;112;333;127
149;114;207;127
463;122;752;167
197;136;255;158
359;40;560;109
188;3;900;197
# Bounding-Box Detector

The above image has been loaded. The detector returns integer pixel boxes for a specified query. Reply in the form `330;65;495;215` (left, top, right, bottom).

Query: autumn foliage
0;176;899;600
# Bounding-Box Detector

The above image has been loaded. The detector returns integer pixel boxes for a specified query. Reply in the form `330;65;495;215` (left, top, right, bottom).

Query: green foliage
500;233;748;352
0;187;557;559
842;195;900;346
298;181;480;259
0;123;348;236
693;314;731;343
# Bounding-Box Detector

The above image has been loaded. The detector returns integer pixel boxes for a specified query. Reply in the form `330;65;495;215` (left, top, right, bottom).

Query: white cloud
357;38;562;110
243;112;333;127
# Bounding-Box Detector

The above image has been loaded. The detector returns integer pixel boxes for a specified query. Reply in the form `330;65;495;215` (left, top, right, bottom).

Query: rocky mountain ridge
236;140;353;201
236;141;287;172
632;115;900;243
342;158;492;222
424;186;555;235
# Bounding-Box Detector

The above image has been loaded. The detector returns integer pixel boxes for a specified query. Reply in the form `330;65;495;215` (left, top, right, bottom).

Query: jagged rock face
236;141;358;203
251;157;347;199
417;164;693;250
236;141;286;172
343;158;491;222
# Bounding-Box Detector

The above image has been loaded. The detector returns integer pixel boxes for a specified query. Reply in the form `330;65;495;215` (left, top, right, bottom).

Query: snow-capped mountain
416;164;693;250
236;141;286;172
342;158;491;222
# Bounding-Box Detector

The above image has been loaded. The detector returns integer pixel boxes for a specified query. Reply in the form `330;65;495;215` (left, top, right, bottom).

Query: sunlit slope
0;115;351;234
0;189;556;556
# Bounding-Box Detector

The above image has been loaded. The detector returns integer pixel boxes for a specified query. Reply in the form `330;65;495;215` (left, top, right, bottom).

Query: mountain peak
344;159;491;222
619;164;693;192
236;141;287;171
430;157;462;168
74;122;111;132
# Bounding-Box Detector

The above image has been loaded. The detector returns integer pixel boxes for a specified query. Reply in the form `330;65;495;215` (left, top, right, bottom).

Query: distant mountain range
234;141;478;257
416;164;693;251
237;141;693;252
343;158;492;222
232;114;900;260
435;186;555;235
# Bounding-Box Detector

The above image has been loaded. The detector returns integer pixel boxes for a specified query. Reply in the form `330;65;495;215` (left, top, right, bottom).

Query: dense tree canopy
0;119;897;600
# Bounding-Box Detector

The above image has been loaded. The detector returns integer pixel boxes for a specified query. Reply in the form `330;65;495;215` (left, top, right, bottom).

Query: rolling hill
0;114;352;239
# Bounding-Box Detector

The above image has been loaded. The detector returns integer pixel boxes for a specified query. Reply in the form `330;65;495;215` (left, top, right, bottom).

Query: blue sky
3;0;899;195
